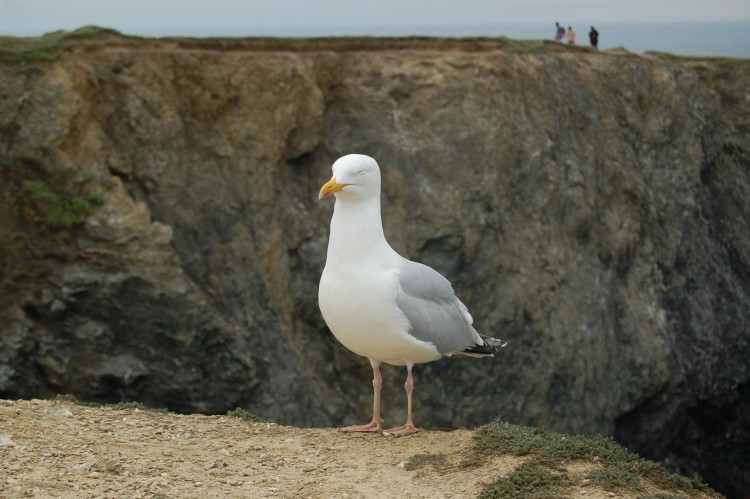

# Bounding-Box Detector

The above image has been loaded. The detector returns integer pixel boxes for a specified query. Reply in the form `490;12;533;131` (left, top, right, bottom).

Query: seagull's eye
357;170;366;176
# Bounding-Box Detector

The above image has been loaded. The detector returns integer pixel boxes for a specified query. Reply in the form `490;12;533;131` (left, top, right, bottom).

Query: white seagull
318;154;506;436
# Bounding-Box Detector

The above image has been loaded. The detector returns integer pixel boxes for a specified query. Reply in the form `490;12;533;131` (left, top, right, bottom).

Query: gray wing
395;259;483;355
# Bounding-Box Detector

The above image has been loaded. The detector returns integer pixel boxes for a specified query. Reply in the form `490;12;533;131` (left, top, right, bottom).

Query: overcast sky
2;0;750;37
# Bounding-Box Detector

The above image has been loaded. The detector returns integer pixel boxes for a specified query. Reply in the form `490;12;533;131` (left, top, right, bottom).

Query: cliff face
1;33;748;496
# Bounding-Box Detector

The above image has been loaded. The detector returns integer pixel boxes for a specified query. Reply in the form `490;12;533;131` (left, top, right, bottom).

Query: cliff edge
0;398;721;498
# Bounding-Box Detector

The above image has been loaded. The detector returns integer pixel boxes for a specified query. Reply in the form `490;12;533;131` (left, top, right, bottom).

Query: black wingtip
461;344;497;356
461;336;508;356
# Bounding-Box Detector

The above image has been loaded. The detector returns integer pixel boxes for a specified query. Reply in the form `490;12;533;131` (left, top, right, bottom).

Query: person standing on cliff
589;26;599;49
566;26;576;44
555;22;565;41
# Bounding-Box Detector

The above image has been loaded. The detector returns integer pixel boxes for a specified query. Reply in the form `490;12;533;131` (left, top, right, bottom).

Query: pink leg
340;361;384;433
383;365;420;436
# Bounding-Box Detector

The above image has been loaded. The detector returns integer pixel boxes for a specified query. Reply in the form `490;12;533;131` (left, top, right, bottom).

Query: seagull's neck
327;197;394;266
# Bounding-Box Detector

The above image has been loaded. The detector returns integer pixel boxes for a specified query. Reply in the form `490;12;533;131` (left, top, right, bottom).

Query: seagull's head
319;154;381;202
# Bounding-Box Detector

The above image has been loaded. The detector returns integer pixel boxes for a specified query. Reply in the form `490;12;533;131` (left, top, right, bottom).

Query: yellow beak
318;177;349;199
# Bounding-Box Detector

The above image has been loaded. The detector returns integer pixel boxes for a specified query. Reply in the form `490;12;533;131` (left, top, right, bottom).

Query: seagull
318;154;506;436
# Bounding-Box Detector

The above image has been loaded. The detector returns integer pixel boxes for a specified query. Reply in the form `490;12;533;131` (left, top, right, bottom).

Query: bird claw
382;424;420;437
339;420;383;433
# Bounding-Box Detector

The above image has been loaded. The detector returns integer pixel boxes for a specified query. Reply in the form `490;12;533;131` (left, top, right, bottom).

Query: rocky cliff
1;29;748;497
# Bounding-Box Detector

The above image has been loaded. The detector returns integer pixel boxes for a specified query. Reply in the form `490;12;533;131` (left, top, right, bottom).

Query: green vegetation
503;39;546;52
0;26;122;64
603;46;633;54
587;461;643;491
226;407;268;423
404;452;447;471
20;179;103;229
646;50;683;61
475;422;636;467
2;155;103;230
0;31;68;64
472;421;719;498
0;155;105;307
479;463;569;499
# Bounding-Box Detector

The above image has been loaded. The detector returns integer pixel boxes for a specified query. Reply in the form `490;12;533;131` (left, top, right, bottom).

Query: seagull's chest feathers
319;197;441;365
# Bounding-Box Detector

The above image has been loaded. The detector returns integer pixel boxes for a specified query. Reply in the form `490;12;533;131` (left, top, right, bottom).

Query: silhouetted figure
566;26;576;44
555;22;565;41
589;26;599;49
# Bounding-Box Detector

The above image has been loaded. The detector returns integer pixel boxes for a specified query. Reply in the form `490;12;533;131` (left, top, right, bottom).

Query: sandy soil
0;398;711;498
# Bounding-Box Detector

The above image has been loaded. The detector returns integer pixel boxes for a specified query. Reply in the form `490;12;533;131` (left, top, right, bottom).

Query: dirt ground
0;398;712;498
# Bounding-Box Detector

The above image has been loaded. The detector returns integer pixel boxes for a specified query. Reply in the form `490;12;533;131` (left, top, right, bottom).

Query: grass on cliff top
226;407;269;423
2;25;640;61
0;26;122;64
469;421;720;498
406;421;720;498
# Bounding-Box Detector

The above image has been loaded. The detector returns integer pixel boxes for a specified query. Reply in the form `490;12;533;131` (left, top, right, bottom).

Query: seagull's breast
319;260;441;366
